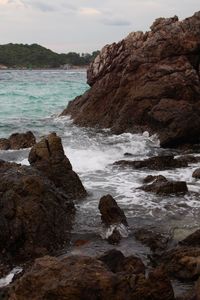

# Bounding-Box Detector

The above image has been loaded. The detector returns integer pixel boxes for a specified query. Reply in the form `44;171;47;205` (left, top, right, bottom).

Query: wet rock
98;194;128;226
179;229;200;247
9;255;174;300
192;168;200;179
143;174;167;183
139;176;188;195
114;155;188;170
124;152;133;157
162;247;200;280
28;132;87;199
134;228;170;252
0;160;75;264
62;12;200;149
176;155;200;164
107;228;122;244
99;249;145;275
0;131;36;150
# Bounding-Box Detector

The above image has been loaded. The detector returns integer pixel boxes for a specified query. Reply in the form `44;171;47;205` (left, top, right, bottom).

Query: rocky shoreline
1;10;200;300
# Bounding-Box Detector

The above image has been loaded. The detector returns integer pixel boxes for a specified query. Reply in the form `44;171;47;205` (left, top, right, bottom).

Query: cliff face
62;12;200;148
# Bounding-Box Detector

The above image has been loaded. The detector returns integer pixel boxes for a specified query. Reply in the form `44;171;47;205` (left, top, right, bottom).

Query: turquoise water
0;69;88;137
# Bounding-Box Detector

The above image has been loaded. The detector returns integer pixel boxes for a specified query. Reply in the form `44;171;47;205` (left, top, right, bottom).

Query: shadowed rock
61;12;200;148
0;131;36;150
114;155;188;170
179;229;200;247
8;255;175;300
139;175;188;195
192;168;200;179
28;132;87;199
99;195;128;226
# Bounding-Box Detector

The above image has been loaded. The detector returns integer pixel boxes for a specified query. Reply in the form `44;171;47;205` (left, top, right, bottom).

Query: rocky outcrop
0;131;36;150
0;134;87;265
0;160;75;263
9;255;175;300
28;132;87;199
114;155;187;170
192;168;200;179
139;175;188;195
61;12;200;148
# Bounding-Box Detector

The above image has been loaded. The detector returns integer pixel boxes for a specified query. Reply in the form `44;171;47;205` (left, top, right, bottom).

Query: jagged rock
134;228;170;252
98;194;128;226
98;249;145;274
28;132;87;199
179;229;200;247
9;255;175;300
143;175;167;184
0;160;75;264
139;176;188;195
192;168;200;179
61;12;200;148
161;247;200;280
114;155;188;170
0;131;36;150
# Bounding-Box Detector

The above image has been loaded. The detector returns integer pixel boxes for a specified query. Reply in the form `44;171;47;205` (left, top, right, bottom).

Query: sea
0;69;200;293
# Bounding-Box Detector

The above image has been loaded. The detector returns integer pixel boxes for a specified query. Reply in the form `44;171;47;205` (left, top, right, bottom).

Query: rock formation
61;12;200;148
0;133;86;265
28;132;87;199
0;131;36;150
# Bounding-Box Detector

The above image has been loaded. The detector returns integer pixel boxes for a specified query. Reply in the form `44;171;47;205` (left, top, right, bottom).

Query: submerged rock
139;175;188;195
28;132;87;199
61;12;200;148
114;155;187;170
9;255;175;300
0;131;36;150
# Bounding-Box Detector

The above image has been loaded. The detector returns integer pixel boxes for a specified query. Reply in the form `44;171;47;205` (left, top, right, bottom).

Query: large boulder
0;160;75;263
0;131;36;150
61;12;200;148
28;132;87;199
8;255;175;300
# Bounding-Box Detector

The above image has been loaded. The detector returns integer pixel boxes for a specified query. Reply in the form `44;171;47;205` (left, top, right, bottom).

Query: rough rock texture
192;168;200;179
134;228;170;252
139;175;188;195
9;255;175;300
98;194;128;226
28;132;87;199
0;131;36;150
114;155;188;170
162;247;200;280
62;12;200;148
179;229;200;247
0;160;75;263
99;249;145;274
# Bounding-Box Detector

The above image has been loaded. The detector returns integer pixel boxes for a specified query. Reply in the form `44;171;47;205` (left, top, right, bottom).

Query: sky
0;0;200;53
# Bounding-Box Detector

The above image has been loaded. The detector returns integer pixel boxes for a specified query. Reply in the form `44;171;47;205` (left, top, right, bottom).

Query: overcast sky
0;0;199;53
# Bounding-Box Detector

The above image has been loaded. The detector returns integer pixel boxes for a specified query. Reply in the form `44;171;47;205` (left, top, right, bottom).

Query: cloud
79;7;101;16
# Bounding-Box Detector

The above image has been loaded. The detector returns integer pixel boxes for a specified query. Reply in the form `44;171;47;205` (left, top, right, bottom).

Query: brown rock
0;160;75;264
98;194;128;226
192;168;200;179
162;247;200;280
28;132;87;199
134;228;170;252
99;249;145;275
9;255;175;300
0;131;36;150
179;229;200;247
114;155;188;170
139;176;188;195
61;12;200;148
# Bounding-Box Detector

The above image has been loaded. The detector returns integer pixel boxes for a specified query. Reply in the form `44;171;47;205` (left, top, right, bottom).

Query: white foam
0;267;22;288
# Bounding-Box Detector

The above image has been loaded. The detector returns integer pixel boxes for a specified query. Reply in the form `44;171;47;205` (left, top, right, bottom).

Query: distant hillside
0;43;100;68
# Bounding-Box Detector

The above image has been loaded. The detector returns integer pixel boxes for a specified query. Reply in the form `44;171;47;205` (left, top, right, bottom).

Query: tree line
0;43;100;68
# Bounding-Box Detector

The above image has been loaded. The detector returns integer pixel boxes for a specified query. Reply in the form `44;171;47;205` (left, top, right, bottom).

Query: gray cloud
102;18;131;26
